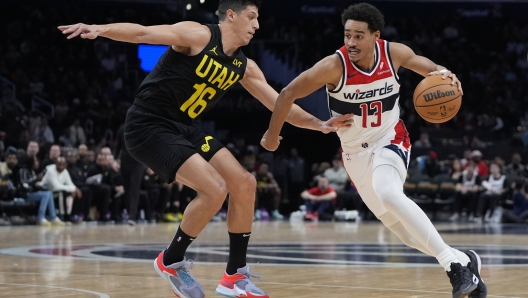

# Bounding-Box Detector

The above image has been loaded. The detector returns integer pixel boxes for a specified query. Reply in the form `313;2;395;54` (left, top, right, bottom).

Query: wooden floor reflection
0;221;526;297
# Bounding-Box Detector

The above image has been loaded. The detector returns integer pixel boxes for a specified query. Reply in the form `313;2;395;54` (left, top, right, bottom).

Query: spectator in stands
77;144;91;172
504;153;526;178
413;132;432;148
69;119;86;146
288;148;306;210
310;161;330;187
502;180;528;223
324;155;349;192
0;146;17;177
41;144;61;169
41;156;80;222
460;149;472;167
86;153;112;222
450;163;480;221
475;163;507;223
66;149;94;221
140;168;170;222
26;140;39;159
301;176;336;221
115;123;144;223
32;117;54;147
252;162;283;220
424;151;441;178
465;150;489;177
16;155;64;226
449;158;464;181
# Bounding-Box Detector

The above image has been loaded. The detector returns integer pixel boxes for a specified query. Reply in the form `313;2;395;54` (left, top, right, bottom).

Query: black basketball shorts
124;104;224;183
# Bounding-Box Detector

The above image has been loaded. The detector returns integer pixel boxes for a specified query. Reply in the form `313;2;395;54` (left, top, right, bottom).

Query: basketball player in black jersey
59;1;351;297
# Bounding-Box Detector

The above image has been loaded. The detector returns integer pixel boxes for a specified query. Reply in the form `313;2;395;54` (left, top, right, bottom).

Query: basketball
413;75;462;123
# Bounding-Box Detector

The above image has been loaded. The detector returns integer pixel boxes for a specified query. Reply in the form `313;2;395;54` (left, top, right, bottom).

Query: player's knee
231;172;257;196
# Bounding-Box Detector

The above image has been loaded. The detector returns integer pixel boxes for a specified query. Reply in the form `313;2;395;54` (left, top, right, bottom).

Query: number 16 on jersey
180;83;217;119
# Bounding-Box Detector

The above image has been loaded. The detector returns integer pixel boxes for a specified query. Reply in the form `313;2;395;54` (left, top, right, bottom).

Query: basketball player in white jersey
261;3;486;298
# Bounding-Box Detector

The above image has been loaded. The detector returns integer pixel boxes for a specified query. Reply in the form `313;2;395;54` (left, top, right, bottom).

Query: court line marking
0;273;521;298
2;242;528;267
0;282;110;298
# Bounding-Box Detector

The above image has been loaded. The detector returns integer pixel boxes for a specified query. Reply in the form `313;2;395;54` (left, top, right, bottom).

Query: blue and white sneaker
154;250;205;298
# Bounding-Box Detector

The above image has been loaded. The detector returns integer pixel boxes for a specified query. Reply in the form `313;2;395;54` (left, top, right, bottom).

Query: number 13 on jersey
360;100;382;128
180;83;217;119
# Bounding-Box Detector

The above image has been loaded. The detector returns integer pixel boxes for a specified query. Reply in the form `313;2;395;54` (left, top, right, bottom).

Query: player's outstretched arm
241;59;341;132
390;42;463;94
259;55;351;151
58;21;209;47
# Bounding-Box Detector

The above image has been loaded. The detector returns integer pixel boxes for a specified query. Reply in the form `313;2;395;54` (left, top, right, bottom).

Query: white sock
451;248;470;267
437;248;460;271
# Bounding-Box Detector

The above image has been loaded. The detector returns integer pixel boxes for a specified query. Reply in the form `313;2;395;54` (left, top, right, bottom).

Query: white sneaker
37;218;51;226
50;217;66;226
254;209;261;221
272;209;284;220
449;213;460;221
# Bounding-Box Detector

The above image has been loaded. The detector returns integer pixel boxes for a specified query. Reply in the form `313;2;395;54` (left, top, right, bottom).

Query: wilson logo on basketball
423;90;456;102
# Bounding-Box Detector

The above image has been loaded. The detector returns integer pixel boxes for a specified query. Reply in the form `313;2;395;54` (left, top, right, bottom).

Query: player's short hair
218;0;261;21
341;3;385;33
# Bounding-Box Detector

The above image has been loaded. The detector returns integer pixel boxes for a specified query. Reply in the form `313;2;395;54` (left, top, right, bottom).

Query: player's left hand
321;113;354;134
260;130;283;151
427;70;463;95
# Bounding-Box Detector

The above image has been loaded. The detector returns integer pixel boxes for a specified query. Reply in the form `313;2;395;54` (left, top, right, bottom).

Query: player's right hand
58;23;99;40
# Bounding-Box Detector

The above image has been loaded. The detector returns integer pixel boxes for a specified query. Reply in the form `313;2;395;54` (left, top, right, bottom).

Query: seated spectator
140;167;171;221
475;163;507;223
502;180;528;223
14;155;64;226
423;151;441;178
450;163;480;221
66;149;94;221
41;144;61;170
69;119;86;146
449;158;463;181
0;146;17;177
300;176;336;221
464;150;489;178
413;132;432;148
252;162;283;220
86;153;112;222
324;155;349;192
77;144;91;172
41;156;80;222
504;153;526;178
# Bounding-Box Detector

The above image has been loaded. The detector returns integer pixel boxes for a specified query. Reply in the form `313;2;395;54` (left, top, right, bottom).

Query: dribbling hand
321;113;354;134
260;130;282;152
427;69;463;95
58;23;99;40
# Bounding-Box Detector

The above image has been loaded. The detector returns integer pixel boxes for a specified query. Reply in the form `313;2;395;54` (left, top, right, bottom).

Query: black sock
226;231;251;275
163;226;195;266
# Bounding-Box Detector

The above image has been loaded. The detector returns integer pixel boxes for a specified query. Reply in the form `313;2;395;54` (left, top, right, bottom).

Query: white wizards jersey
327;39;411;153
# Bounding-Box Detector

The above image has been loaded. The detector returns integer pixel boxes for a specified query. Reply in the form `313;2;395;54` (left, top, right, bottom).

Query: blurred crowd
0;2;527;225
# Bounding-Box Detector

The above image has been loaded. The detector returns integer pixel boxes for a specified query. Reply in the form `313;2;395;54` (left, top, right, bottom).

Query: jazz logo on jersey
210;46;218;55
344;82;393;100
233;58;243;68
196;54;240;90
201;136;214;152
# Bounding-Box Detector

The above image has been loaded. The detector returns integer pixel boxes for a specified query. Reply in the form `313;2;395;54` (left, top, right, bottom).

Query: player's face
344;20;379;63
232;5;259;45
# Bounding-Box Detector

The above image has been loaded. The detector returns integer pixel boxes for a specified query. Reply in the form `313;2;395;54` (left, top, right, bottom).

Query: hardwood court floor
0;221;527;297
